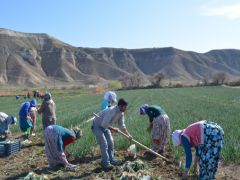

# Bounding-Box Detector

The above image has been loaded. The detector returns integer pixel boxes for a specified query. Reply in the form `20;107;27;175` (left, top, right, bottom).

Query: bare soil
0;136;239;180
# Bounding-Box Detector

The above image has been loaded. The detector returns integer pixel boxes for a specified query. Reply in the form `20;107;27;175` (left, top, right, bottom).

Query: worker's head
44;92;52;101
139;104;149;115
109;91;117;103
30;99;37;107
104;91;117;103
11;116;17;125
172;130;182;146
117;98;128;112
72;126;82;140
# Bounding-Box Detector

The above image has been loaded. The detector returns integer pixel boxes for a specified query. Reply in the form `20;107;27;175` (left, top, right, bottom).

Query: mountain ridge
0;28;240;87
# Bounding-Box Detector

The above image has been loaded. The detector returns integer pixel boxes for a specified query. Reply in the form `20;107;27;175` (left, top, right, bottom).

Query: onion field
1;86;239;164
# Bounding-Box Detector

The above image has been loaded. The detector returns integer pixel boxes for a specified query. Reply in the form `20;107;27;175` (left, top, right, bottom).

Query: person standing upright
38;92;57;130
92;98;132;170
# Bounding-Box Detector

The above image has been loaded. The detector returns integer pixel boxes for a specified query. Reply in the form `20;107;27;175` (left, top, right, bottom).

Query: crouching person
44;125;82;170
0;112;17;141
92;98;132;170
172;120;224;179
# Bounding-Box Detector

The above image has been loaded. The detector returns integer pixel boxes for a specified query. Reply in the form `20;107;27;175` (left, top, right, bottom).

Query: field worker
101;91;118;139
92;98;132;170
172;120;224;179
44;124;82;170
0;112;17;141
140;104;170;154
29;106;37;136
19;99;37;141
100;91;117;110
38;92;57;130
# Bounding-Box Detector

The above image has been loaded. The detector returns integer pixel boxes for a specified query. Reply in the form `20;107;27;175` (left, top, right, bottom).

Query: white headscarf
103;91;117;102
172;130;182;146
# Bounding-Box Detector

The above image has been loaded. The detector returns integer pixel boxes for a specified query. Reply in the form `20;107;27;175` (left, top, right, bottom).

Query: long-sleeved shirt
145;105;166;122
38;99;56;129
50;125;76;152
180;120;205;169
93;105;126;130
181;135;193;168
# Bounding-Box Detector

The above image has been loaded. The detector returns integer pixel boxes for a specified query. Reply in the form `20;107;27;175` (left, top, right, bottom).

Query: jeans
91;122;114;167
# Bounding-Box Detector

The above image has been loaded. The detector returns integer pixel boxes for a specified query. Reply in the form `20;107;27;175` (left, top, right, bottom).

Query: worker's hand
147;126;152;132
182;168;189;179
4;130;10;135
113;128;119;132
64;150;70;157
192;165;199;176
128;135;133;141
147;123;152;132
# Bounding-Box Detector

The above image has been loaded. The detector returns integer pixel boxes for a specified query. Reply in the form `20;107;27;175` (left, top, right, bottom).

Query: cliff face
1;28;240;86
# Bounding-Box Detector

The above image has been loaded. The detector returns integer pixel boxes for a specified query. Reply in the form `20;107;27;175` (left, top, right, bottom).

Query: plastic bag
127;144;137;158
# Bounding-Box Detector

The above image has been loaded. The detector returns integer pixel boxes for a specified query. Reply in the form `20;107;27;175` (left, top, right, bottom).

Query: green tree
108;80;122;90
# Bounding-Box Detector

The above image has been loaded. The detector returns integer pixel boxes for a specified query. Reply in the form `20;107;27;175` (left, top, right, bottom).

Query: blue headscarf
30;99;37;107
44;92;51;101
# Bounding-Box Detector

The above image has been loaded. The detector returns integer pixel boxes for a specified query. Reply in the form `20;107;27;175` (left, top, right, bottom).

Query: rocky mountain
0;28;240;87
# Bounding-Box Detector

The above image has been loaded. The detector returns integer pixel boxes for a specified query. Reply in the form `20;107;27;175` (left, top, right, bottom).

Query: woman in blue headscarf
19;99;37;140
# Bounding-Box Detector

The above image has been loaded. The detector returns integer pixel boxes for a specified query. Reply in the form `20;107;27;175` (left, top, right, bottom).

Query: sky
1;0;240;53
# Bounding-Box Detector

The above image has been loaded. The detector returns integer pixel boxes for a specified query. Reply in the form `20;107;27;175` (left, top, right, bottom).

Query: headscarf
72;126;82;140
172;130;182;146
30;99;37;107
104;91;117;102
139;104;149;115
44;92;52;101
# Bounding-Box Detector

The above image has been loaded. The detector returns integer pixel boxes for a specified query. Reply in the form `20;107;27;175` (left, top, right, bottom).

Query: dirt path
0;137;239;180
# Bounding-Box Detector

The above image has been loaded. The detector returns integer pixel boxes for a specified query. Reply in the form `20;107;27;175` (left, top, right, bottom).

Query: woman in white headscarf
0;112;17;140
100;91;117;111
172;120;224;179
